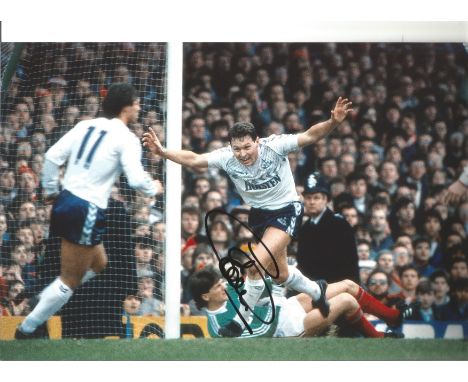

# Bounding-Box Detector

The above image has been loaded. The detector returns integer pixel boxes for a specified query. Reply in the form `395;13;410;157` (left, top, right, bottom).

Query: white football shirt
44;117;156;209
207;134;300;210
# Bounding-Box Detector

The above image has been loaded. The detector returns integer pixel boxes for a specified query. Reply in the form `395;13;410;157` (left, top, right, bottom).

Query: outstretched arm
297;97;353;148
142;127;209;171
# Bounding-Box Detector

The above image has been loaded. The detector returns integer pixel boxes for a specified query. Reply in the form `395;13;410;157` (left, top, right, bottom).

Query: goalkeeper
189;266;411;338
15;83;159;339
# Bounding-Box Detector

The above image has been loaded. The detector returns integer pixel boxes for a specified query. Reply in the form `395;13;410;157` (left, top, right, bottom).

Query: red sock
356;287;399;326
347;308;384;338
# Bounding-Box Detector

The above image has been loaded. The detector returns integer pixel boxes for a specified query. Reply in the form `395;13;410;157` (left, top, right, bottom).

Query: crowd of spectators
1;42;467;328
0;43;168;319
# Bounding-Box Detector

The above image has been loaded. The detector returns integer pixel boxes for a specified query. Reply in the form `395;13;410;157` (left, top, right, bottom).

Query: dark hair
191;244;215;267
346;171;368;185
422;209;443;225
188;266;221;310
102;83;138;118
228;122;258;142
451;277;468;292
429;269;449;283
134;236;156;249
399;264;419;278
182;205;201;217
416;279;433;295
319;156;337;168
201;188;222;207
413;236;431;247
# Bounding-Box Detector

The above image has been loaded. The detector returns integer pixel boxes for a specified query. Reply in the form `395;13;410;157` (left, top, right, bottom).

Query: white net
0;43;167;338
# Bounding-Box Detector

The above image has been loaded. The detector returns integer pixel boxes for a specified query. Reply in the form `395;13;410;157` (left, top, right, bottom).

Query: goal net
0;43;168;338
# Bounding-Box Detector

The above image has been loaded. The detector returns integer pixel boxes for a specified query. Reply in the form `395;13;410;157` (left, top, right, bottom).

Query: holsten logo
245;175;281;191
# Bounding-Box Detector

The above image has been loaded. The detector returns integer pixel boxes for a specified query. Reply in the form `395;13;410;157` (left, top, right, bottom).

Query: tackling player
15;83;159;339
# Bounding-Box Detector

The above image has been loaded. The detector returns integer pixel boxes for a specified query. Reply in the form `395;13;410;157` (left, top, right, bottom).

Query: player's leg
17;239;102;335
224;227;290;333
60;239;107;289
326;279;408;327
302;293;388;338
78;243;108;285
256;227;323;300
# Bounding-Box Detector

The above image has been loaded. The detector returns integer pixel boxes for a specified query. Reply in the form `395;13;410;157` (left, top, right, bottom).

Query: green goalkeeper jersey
204;280;284;338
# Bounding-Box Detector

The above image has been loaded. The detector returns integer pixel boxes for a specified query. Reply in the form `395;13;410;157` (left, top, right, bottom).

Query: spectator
181;206;202;243
368;208;394;259
365;269;392;308
0;168;17;209
346;172;371;216
386;265;420;306
375;249;401;294
297;172;359;284
134;237;158;279
319;157;338;182
406;280;444;322
358;259;377;286
420;209;444;268
450;258;468;282
137;276;164;316
0;213;10;260
377;160;400;197
193;176;211;200
405;155;429;209
338;204;360;230
329;177;347;202
206;220;231;259
392;243;412;272
1;279;29;316
356;239;371;261
123;294;142;317
338;153;356;178
389;197;417;239
442;277;468;321
429;270;451;307
412;237;437;278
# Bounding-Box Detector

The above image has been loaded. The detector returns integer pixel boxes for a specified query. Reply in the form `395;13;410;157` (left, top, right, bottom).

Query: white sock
283;266;321;301
80;270;97;285
233;277;265;328
20;277;73;334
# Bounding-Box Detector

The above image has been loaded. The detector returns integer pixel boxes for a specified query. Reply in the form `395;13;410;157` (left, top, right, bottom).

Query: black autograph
205;208;278;334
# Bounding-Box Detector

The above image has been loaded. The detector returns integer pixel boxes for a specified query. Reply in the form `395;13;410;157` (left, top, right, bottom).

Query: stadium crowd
1;43;467;331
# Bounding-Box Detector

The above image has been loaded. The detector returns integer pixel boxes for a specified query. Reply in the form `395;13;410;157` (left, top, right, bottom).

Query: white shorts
274;296;306;337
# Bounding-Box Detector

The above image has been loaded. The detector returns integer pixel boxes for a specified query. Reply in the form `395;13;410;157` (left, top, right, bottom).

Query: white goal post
164;42;183;339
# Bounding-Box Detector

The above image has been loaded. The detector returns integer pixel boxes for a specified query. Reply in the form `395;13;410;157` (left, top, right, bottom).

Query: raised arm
142;127;209;171
297;97;353;148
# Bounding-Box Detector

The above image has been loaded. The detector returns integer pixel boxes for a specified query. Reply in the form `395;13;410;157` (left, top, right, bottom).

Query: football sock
347;307;384;338
356;287;399;326
19;277;73;334
80;270;97;285
283;266;321;301
233;277;265;328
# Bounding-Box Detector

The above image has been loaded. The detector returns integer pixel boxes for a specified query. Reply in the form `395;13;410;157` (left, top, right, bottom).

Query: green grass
1;338;467;361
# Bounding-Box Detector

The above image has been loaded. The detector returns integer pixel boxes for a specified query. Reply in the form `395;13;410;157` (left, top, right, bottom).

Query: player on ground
15;83;158;339
189;266;410;338
143;97;353;337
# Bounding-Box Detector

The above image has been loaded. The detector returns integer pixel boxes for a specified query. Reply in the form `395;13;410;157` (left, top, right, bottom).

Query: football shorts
50;189;106;246
248;201;304;240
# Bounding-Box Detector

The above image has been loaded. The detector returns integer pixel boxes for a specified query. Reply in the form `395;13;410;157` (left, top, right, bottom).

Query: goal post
164;42;183;339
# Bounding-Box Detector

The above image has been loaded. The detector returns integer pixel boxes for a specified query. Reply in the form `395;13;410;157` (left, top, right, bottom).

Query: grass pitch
1;338;467;361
